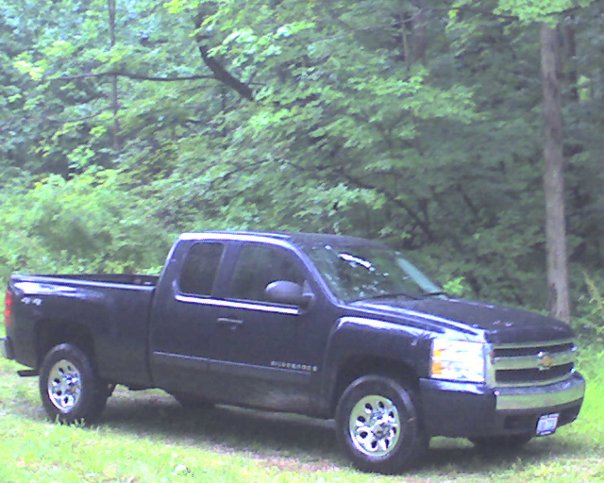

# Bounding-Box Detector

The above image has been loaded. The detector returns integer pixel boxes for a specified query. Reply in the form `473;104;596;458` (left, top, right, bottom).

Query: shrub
0;168;170;279
573;272;604;340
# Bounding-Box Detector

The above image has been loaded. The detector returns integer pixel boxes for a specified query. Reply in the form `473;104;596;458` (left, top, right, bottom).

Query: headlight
431;339;486;383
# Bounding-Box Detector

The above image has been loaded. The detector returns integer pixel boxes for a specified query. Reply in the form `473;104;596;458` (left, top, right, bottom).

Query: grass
0;330;603;482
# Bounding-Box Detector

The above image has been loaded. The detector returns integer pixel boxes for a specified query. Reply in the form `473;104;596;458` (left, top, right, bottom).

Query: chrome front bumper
495;373;585;411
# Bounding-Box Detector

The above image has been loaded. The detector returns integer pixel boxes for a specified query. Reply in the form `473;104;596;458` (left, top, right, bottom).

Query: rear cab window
179;242;224;296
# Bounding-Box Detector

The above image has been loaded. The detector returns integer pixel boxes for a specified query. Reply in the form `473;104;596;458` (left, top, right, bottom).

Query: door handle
216;317;244;330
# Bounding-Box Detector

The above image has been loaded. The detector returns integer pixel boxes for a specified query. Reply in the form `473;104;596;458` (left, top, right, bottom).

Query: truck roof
180;231;384;248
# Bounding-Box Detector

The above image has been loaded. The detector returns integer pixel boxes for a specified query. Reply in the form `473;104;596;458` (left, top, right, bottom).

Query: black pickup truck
2;231;585;473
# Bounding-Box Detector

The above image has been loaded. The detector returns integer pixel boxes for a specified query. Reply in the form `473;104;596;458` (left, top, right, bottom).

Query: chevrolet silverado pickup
2;231;585;473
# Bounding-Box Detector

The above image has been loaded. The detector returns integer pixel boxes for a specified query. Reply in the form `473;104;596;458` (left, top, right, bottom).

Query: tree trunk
108;0;120;151
412;0;427;65
540;23;570;322
558;20;579;102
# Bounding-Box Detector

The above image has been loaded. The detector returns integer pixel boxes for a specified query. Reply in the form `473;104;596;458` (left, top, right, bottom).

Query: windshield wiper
354;292;419;302
422;291;447;297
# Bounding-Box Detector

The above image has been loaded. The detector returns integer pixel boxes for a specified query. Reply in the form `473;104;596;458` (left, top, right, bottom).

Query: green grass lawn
0;336;602;482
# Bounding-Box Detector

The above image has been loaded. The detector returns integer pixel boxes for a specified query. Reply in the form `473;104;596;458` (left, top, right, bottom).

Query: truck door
149;240;231;396
210;241;324;413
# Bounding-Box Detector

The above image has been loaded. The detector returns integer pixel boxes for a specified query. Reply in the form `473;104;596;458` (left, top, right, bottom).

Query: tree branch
193;16;254;101
52;71;215;82
445;4;583;22
47;111;104;124
338;169;435;242
283;158;435;242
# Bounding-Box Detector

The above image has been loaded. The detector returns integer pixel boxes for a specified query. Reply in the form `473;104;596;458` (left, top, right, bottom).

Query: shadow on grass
417;433;597;477
102;389;342;468
11;386;596;475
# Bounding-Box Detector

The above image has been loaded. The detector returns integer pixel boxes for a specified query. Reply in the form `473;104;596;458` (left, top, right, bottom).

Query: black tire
470;434;533;451
335;375;427;474
171;392;214;410
39;343;108;424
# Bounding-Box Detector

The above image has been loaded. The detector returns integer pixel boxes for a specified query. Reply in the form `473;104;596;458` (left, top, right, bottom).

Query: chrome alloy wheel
349;395;401;457
47;359;82;412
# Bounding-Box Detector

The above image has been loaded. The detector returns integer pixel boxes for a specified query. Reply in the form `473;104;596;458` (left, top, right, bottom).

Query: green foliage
573;273;604;339
0;169;170;279
443;277;467;298
495;0;595;22
0;0;603;325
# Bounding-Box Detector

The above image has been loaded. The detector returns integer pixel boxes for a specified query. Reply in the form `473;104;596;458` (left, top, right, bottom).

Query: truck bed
8;273;157;387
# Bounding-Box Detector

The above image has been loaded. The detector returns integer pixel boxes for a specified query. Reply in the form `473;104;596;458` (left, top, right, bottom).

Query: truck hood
350;297;574;344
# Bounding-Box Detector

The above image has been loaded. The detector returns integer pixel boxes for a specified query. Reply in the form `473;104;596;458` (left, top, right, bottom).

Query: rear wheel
335;375;427;474
39;343;108;424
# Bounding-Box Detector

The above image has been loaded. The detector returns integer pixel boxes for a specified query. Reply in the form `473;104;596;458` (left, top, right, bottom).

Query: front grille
496;363;574;384
493;342;574;358
490;339;576;387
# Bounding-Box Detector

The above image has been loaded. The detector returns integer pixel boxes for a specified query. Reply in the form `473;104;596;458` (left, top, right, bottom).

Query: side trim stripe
175;294;299;315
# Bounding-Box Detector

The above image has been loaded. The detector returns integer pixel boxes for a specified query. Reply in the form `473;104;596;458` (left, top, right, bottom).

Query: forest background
0;0;603;337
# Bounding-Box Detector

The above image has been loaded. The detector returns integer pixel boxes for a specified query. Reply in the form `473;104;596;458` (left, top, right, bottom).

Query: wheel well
332;356;419;413
36;320;96;369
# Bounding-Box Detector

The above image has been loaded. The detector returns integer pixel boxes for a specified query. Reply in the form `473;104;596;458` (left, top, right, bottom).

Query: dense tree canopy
0;0;602;332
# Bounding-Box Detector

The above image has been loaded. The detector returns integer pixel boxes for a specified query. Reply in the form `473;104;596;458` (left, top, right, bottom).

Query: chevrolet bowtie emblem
537;351;554;371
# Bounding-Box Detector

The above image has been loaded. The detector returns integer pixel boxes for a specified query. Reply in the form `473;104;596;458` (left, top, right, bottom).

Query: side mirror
265;280;313;309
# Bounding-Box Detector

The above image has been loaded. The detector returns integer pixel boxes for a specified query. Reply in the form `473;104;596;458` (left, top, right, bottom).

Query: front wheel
335;375;427;474
39;343;109;424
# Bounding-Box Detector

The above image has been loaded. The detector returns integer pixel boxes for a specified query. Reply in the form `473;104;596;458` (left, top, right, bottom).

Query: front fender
318;316;433;415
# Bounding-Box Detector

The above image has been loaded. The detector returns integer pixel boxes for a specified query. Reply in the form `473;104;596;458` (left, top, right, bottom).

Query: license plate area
536;413;559;436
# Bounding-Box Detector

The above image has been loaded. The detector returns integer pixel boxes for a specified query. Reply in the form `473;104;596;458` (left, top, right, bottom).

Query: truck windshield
304;243;442;303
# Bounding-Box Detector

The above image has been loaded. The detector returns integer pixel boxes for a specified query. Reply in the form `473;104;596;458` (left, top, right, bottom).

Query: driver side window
228;244;305;303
